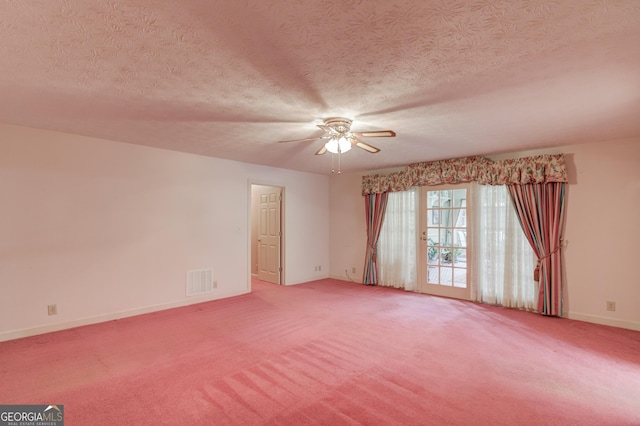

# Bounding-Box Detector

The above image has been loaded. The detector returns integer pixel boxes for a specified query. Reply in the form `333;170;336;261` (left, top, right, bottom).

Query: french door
418;184;471;300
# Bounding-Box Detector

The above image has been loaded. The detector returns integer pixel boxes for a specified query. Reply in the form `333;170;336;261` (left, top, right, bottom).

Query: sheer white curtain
378;188;418;291
473;183;537;309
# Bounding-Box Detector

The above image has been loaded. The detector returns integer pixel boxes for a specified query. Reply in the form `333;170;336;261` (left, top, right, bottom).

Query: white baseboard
329;273;361;284
567;311;640;331
0;288;250;342
285;274;331;285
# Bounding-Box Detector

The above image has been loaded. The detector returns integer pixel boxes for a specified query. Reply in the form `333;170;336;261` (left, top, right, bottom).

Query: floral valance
362;154;568;195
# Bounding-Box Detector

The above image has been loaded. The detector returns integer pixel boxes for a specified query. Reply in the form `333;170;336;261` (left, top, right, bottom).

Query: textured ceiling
1;1;639;175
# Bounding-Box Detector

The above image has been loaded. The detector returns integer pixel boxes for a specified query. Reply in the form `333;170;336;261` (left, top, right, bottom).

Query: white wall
562;138;640;330
329;138;640;331
0;123;330;341
329;170;367;283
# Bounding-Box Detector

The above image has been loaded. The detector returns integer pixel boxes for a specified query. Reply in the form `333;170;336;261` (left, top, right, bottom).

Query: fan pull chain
330;150;343;174
331;152;335;174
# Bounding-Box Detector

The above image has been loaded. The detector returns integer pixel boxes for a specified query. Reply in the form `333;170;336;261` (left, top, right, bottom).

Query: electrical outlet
351;267;356;273
606;301;616;312
48;304;57;315
318;265;321;271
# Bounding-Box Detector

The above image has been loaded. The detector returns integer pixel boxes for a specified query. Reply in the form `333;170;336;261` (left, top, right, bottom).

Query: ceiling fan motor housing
324;118;352;135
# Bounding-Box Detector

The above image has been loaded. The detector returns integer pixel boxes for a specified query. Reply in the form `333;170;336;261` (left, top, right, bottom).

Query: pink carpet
1;278;639;425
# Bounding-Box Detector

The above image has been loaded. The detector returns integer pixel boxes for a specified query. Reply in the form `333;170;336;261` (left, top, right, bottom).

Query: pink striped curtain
363;193;389;285
507;183;566;316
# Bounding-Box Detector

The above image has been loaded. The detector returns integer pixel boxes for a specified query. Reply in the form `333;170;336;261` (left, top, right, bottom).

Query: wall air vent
186;268;216;296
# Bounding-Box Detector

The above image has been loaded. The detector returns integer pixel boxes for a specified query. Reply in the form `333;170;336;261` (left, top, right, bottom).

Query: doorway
418;184;471;300
250;184;283;285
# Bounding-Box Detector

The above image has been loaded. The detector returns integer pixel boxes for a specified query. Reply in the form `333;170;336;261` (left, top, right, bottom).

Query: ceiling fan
278;117;396;155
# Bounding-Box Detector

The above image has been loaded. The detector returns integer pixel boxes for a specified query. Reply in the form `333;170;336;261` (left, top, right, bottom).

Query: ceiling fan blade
355;139;381;154
352;130;396;138
278;136;327;143
315;145;327;155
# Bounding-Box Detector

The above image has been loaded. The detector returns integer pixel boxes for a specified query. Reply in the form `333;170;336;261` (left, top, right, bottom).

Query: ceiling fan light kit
325;136;352;154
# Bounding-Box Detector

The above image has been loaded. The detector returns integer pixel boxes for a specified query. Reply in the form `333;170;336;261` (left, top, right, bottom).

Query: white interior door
256;186;282;284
